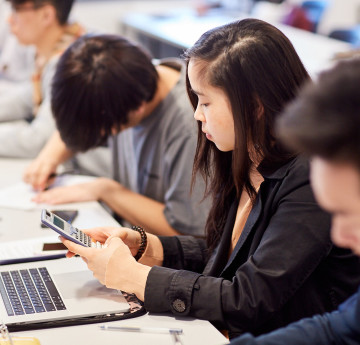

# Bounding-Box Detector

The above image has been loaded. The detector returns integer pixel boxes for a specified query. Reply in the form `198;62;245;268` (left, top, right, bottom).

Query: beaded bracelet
132;226;147;261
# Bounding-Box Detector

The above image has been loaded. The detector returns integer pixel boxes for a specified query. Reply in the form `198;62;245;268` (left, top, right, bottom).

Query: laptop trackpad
53;270;130;314
53;270;118;299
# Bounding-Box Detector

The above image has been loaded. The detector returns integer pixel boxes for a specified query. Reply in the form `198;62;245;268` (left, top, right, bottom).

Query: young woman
60;19;360;338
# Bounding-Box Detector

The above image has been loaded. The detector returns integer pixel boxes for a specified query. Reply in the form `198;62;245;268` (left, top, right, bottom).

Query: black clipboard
7;292;145;332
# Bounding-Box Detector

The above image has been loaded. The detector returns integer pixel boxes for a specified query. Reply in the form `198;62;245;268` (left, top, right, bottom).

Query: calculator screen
53;215;65;230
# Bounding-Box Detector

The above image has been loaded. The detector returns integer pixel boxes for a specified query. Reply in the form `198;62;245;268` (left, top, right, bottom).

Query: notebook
0;257;130;329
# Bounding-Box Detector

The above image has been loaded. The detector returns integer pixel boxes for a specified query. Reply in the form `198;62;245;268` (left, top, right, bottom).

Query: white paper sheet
0;175;96;210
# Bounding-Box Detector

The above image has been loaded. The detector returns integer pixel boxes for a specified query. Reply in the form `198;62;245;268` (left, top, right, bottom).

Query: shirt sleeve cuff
144;266;202;315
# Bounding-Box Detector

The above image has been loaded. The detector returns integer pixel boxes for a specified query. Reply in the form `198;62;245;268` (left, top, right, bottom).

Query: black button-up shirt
144;156;360;338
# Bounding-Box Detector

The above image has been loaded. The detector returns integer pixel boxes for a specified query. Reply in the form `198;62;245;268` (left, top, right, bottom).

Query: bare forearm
23;131;75;190
97;178;181;236
38;130;74;164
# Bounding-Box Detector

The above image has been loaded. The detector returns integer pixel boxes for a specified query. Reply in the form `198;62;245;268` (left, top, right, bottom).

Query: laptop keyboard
0;267;66;316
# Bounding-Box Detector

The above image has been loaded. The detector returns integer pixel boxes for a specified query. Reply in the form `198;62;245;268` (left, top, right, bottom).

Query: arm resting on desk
23;130;74;190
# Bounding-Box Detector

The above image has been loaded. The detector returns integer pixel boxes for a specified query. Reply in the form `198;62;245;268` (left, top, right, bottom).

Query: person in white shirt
0;0;34;90
0;0;81;158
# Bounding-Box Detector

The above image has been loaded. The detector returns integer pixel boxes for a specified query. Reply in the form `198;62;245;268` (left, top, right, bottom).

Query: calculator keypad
72;227;101;248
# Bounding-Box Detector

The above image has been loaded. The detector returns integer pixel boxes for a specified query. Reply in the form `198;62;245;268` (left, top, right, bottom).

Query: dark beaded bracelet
132;226;147;261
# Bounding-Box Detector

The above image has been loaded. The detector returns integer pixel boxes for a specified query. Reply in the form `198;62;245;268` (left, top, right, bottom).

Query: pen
48;170;75;180
171;331;183;345
99;325;183;334
44;170;75;190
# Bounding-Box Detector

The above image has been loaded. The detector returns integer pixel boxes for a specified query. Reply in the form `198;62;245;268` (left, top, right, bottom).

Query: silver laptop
0;257;130;327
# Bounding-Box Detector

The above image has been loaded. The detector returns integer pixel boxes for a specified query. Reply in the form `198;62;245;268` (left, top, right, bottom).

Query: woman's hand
60;235;135;285
65;226;141;258
60;232;150;300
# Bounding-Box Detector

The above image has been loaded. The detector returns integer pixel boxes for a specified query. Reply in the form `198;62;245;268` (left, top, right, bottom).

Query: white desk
120;8;352;77
15;313;227;345
14;305;228;345
14;300;228;345
0;158;228;345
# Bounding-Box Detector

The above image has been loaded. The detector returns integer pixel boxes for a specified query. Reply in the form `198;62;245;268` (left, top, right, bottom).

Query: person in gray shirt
24;34;209;237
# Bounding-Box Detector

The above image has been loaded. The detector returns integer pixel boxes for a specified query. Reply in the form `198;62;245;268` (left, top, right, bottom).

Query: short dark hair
183;18;310;250
8;0;74;25
51;34;158;152
277;58;360;169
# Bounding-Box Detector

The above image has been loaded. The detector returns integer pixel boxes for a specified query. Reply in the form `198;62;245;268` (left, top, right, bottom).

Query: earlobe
256;101;264;120
135;103;146;116
41;5;57;27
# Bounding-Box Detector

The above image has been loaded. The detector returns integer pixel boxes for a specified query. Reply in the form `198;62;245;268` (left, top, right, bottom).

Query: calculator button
69;227;77;236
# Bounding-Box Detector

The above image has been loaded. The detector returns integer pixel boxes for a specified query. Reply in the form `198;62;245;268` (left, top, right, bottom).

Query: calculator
41;209;102;248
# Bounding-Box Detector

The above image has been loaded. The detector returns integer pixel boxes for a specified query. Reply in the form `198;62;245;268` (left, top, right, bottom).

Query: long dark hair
183;19;310;251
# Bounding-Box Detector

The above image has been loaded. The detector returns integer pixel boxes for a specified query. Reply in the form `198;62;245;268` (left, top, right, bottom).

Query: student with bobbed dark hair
24;34;210;237
230;57;360;345
60;19;360;338
51;35;159;151
0;0;82;158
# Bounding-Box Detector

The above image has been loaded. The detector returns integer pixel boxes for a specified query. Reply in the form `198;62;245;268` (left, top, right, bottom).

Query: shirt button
172;299;186;313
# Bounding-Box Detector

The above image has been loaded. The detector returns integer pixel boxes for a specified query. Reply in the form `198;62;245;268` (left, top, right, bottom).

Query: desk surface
14;309;227;345
0;158;227;345
121;8;352;77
